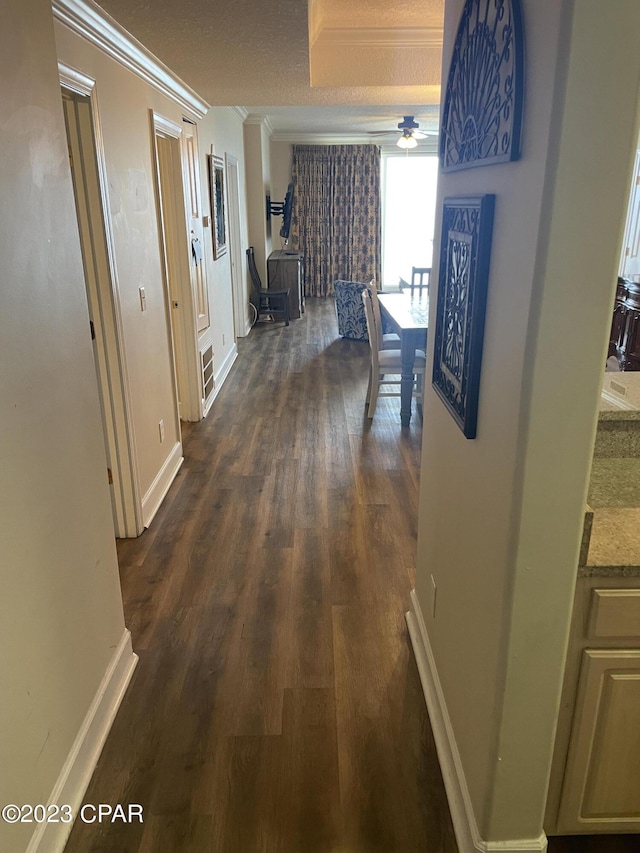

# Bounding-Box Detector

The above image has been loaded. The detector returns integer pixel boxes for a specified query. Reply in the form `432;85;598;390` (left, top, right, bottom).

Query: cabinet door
558;649;640;834
623;310;640;368
610;304;627;356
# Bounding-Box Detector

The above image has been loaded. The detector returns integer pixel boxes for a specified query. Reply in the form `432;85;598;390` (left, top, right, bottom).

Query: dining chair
365;280;400;349
410;266;431;296
361;290;425;419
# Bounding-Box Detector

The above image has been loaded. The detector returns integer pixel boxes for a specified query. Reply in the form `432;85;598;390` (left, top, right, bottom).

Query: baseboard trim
203;345;238;417
406;590;548;853
26;630;138;853
141;440;183;527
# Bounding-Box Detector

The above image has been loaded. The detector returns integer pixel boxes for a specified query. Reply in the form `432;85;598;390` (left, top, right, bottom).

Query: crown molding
244;114;275;136
52;0;210;120
58;61;95;96
232;106;249;121
270;131;438;154
272;131;379;145
312;25;442;50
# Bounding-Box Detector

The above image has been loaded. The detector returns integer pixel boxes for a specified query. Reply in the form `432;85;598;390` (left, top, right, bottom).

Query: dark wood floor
64;299;637;852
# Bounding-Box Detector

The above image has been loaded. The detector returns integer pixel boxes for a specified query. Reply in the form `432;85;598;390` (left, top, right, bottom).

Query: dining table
377;292;429;427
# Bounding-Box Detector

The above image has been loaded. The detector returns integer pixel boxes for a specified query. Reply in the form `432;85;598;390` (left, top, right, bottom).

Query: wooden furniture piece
247;247;290;326
267;249;304;320
361;290;425;419
377;292;429;427
365;282;400;350
609;276;640;370
409;266;431;296
546;573;640;835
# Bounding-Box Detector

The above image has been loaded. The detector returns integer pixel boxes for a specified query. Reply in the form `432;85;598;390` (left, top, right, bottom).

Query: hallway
65;297;457;852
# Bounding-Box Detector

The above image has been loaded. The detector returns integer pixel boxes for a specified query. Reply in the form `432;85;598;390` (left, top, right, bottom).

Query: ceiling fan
368;116;438;149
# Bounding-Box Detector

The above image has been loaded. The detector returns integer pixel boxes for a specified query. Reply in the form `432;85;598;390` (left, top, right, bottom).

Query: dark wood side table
268;250;304;319
609;277;640;370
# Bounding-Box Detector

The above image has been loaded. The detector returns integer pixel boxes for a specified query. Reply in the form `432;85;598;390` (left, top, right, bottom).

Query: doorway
60;66;142;538
152;113;207;422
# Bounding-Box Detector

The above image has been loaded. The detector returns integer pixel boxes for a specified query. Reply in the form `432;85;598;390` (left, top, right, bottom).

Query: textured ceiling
315;0;443;29
96;0;444;135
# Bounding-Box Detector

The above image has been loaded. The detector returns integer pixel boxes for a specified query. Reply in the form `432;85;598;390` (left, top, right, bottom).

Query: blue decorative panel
440;0;524;172
432;196;495;438
334;280;369;341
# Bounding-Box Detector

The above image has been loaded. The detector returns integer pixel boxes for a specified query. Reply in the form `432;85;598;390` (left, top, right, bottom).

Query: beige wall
416;0;640;844
54;21;187;502
270;140;294;247
0;2;126;849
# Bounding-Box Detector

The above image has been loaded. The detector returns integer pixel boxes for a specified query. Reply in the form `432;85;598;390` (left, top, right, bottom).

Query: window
381;154;439;289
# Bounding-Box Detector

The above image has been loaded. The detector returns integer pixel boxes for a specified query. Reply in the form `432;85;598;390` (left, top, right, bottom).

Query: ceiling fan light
397;134;417;149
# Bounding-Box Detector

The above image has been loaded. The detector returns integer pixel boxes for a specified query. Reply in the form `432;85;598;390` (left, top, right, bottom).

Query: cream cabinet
546;578;640;836
557;648;640;833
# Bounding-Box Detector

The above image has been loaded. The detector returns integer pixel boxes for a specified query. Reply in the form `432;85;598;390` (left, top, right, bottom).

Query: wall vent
201;344;214;404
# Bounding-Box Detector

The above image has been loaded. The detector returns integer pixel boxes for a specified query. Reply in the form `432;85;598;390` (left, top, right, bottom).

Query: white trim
203;344;238;417
232;106;249;121
244;114;275;136
152;112;183;140
312;25;442;50
52;0;209;119
26;631;138;853
58;62;94;96
269;131;439;153
141;441;183;528
406;591;548;853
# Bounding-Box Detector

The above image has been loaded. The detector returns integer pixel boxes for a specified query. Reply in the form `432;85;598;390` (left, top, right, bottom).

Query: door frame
59;62;143;538
151;112;202;422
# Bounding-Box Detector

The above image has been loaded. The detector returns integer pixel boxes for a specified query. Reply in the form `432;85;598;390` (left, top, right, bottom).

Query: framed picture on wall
208;154;227;259
431;194;495;439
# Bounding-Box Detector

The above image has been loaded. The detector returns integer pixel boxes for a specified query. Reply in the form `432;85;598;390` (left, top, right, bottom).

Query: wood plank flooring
64;298;452;852
64;299;637;853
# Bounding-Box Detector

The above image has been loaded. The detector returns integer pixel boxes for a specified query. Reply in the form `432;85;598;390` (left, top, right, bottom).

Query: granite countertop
576;376;640;577
588;457;640;508
579;506;640;578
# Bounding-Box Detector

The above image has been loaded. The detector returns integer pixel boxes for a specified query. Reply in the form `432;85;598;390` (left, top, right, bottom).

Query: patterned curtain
290;145;381;297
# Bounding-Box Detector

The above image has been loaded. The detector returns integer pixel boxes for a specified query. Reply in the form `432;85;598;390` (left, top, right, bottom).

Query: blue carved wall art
432;195;495;438
440;0;524;172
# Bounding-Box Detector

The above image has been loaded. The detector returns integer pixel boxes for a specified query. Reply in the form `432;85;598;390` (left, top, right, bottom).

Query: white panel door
181;120;210;333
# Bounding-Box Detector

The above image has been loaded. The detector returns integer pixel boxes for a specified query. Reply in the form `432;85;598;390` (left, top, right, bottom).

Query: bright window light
382;155;439;290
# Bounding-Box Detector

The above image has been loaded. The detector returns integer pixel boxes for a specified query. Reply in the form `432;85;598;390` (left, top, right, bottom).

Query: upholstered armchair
334;280;369;341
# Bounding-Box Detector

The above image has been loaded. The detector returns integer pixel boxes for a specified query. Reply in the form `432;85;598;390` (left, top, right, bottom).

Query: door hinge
107;468;113;484
90;320;96;340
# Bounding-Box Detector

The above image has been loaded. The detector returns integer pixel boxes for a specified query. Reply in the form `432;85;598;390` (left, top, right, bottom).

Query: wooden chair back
410;266;431;296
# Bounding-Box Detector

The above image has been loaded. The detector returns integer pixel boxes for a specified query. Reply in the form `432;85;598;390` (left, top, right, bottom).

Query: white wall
0;2;127;849
243;118;272;282
197;107;248;350
415;0;640;846
270;143;293;212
